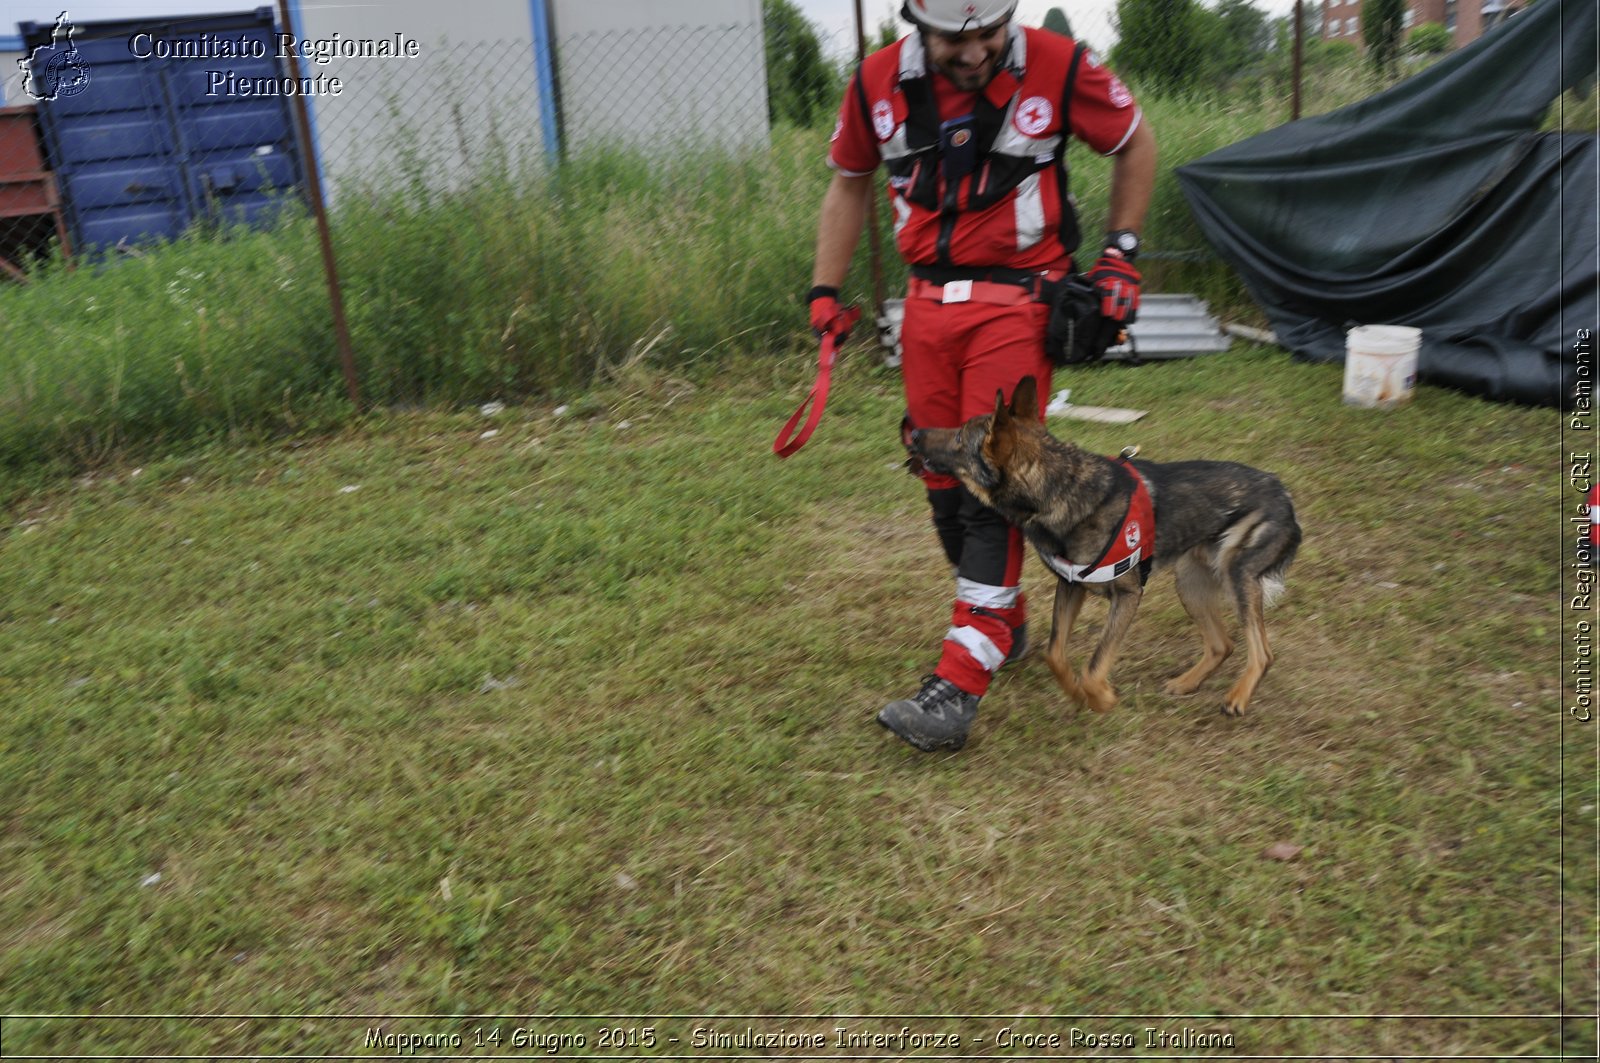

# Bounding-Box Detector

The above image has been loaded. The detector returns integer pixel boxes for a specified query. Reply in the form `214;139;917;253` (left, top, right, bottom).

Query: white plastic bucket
1343;324;1420;409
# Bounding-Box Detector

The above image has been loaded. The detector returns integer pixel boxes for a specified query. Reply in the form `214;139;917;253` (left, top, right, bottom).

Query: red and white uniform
829;25;1144;696
830;26;1141;268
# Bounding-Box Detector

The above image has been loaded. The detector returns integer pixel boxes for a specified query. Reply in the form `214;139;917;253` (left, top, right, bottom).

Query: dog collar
1040;459;1153;584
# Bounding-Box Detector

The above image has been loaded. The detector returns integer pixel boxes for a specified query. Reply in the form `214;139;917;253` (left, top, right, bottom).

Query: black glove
1043;274;1127;366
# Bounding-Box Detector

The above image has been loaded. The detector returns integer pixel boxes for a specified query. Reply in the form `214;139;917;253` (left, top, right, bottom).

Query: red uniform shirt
829;26;1142;270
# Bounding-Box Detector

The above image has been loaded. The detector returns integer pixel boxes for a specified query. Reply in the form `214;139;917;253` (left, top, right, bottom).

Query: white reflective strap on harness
1040;547;1145;584
1038;458;1153;583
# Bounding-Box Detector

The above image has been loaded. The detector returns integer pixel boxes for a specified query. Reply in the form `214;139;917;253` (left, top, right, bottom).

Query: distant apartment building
1320;0;1526;49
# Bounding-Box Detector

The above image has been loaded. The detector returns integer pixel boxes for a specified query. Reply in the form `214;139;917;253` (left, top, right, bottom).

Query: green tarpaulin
1177;1;1598;406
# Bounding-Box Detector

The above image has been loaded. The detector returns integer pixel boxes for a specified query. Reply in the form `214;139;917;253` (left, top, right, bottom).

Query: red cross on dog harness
1039;459;1154;584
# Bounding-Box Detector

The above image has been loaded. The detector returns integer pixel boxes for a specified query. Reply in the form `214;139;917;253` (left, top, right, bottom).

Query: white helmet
901;0;1018;33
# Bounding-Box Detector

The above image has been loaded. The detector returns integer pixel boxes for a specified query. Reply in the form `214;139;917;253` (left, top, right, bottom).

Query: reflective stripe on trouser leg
935;492;1030;695
935;592;1025;696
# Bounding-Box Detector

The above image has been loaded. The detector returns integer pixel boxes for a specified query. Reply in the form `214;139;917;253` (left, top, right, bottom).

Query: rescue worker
807;0;1157;751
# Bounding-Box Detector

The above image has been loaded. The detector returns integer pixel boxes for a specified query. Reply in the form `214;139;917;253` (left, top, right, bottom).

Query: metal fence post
1292;0;1304;121
853;0;887;318
531;0;564;162
275;0;362;411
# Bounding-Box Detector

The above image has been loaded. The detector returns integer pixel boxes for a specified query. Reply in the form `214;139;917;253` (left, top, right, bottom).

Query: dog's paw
1081;677;1118;713
1046;658;1084;703
1221;678;1254;716
1163;676;1201;697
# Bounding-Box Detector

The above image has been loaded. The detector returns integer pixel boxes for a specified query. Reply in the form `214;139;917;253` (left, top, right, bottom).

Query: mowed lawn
1;345;1590;1057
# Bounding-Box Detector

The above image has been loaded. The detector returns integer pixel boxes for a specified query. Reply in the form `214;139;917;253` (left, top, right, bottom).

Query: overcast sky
4;0;1305;46
798;0;1304;54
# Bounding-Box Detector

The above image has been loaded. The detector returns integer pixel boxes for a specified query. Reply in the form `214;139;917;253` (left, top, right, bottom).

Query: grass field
1;33;1594;1058
2;343;1592;1057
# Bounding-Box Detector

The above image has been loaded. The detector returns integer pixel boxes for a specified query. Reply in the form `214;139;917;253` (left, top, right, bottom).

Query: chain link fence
0;10;835;267
0;3;1235;279
0;7;852;427
0;3;1315;466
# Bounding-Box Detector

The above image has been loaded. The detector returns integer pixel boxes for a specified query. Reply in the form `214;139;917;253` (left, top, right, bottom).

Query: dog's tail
1260;514;1303;608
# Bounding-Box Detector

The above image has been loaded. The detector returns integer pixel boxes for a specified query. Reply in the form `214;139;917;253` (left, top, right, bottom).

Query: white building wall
550;0;769;155
4;0;770;194
288;0;546;198
1;47;26;106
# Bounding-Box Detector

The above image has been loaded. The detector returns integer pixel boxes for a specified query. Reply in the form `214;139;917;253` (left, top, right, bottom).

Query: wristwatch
1104;229;1141;261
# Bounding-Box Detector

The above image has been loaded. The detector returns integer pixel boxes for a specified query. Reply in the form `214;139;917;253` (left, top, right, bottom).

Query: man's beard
936;59;994;91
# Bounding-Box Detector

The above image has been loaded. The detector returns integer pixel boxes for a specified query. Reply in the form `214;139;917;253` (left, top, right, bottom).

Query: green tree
1041;5;1094;53
763;0;830;126
1111;0;1219;94
873;17;900;51
1406;21;1453;55
1213;0;1272;79
1362;0;1407;76
1042;7;1073;36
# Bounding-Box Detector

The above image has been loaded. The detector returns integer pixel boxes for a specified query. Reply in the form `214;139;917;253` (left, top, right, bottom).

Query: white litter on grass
339;485;361;494
1047;387;1148;424
140;873;162;888
616;420;632;430
479;401;507;418
553;404;570;417
480;430;500;441
479;674;518;694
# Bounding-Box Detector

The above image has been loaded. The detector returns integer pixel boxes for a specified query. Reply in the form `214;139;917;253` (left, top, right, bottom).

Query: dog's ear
980;384;1024;493
1010;376;1038;421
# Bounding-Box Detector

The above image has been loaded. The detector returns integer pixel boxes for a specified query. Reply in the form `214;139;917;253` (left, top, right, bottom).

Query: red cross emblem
1015;95;1052;136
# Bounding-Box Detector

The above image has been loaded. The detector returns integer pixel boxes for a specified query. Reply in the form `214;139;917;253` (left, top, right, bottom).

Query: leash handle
773;306;861;458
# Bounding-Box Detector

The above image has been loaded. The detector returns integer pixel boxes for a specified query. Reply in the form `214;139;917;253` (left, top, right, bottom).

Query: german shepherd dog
910;376;1301;717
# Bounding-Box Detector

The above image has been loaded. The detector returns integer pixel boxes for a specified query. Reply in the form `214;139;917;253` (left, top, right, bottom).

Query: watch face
1115;232;1139;254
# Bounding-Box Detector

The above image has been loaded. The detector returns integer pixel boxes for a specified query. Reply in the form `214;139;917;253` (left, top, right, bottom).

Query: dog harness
1039;459;1154;584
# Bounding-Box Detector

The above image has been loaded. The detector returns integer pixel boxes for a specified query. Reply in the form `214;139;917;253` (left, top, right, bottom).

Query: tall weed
0;62;1426;481
0;221;344;474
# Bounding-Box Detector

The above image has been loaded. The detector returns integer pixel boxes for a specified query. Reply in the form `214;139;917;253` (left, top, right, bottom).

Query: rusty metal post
853;0;887;315
1292;0;1304;121
275;0;361;410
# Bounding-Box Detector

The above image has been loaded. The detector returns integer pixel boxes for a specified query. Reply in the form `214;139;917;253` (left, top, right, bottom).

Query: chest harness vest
1038;459;1155;585
861;27;1089;267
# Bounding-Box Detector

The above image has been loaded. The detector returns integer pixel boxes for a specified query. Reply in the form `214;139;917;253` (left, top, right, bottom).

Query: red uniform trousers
901;288;1054;696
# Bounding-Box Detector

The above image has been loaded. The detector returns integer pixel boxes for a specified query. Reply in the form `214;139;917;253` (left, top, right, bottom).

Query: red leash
772;305;862;458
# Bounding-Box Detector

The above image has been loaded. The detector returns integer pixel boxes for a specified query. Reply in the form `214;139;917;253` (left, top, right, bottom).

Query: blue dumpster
18;6;305;253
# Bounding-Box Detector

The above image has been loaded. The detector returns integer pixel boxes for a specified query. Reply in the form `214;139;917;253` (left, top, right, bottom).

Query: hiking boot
877;674;981;752
1002;620;1030;667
